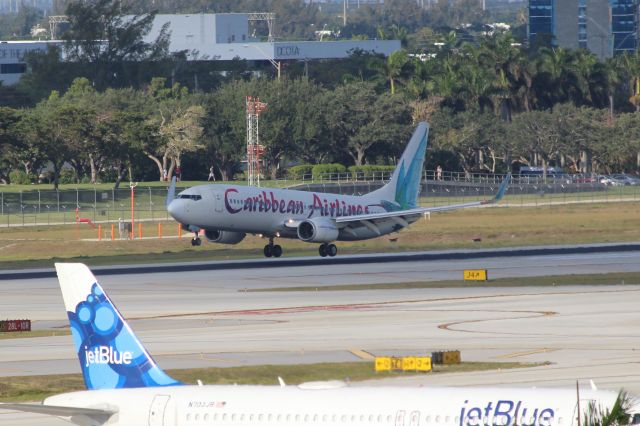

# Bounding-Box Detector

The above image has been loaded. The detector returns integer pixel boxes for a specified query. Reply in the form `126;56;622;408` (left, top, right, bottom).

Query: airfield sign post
130;181;137;240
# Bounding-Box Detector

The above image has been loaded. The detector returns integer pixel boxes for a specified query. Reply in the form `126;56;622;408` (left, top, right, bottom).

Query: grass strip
0;361;532;402
0;202;638;268
0;330;69;340
248;272;640;292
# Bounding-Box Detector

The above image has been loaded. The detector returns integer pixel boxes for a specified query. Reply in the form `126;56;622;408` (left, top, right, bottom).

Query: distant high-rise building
528;0;637;59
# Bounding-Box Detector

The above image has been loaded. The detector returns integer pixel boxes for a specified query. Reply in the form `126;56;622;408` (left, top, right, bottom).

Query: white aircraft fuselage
168;184;402;241
44;383;622;426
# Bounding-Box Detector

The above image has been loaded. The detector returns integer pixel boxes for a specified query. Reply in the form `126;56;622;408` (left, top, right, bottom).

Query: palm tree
618;51;640;111
384;50;411;95
582;390;632;426
535;46;579;108
477;34;523;121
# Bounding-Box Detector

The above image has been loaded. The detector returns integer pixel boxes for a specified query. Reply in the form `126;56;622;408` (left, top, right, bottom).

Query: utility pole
343;0;347;26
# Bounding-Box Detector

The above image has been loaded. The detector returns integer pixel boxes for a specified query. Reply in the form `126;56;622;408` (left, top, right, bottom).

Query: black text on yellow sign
463;269;488;281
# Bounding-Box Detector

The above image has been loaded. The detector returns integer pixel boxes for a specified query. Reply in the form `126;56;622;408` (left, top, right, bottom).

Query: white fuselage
168;184;410;241
44;384;621;426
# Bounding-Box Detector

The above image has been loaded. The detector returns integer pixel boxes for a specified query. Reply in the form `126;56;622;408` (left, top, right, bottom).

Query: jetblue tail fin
55;263;182;390
369;122;429;210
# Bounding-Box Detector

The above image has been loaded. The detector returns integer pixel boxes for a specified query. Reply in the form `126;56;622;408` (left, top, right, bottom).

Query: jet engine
297;217;339;243
204;230;246;245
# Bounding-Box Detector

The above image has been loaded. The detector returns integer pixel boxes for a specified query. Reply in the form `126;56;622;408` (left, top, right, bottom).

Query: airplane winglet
166;176;177;208
487;173;511;204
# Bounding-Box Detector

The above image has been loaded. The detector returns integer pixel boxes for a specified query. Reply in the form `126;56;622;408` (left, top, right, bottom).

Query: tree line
1;0;640;187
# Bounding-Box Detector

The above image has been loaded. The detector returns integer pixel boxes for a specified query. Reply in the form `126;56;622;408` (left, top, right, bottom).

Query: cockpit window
178;194;202;201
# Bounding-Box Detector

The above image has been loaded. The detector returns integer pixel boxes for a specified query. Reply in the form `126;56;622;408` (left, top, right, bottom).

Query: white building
144;13;400;61
0;13;400;85
0;40;59;86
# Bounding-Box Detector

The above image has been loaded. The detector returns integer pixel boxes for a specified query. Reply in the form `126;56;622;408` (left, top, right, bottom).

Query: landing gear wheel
273;245;283;258
319;244;328;257
327;244;337;257
191;237;201;246
263;244;273;258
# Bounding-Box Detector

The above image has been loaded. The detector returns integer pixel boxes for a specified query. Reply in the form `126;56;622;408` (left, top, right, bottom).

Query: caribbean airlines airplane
167;122;511;258
2;263;639;426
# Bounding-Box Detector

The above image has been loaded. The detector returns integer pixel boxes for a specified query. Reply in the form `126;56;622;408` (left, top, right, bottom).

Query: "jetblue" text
84;346;133;367
460;400;555;426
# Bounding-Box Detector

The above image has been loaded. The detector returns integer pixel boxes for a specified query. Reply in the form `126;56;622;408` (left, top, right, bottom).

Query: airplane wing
0;403;117;419
335;173;511;232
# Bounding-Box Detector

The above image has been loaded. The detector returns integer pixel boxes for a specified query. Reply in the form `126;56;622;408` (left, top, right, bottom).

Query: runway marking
134;288;639;321
438;310;557;335
496;348;557;359
349;349;376;360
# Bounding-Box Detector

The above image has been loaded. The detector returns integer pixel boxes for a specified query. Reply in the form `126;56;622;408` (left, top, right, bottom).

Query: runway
1;249;640;424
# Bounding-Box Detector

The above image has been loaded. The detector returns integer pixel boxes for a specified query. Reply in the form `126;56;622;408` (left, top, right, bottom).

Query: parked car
599;175;628;186
610;174;640;186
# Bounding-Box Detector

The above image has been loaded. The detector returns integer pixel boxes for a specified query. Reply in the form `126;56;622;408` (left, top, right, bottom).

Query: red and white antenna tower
246;96;267;187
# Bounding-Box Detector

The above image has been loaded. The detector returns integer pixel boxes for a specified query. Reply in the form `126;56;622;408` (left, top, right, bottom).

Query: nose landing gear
319;243;337;257
263;237;282;258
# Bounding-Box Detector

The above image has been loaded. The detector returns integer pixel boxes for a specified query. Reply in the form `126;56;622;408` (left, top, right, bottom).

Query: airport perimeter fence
0;186;177;228
289;171;640;208
0;171;638;227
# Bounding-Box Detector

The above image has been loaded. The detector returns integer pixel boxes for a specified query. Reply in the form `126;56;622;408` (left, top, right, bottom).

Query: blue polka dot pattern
66;282;182;390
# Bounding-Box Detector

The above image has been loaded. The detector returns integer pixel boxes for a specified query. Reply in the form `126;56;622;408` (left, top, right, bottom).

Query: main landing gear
191;231;201;246
263;237;283;258
319;243;337;257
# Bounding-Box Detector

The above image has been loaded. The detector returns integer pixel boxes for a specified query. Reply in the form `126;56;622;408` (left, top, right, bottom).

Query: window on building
0;63;26;74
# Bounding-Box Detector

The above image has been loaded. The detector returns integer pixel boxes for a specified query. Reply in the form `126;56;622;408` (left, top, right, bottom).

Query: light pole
129;181;137;240
243;43;281;80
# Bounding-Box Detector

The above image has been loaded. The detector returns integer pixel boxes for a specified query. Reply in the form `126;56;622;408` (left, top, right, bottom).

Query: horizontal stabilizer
0;403;117;419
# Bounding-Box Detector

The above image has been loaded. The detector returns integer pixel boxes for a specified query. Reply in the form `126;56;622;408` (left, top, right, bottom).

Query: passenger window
341;414;347;422
446;416;450;423
194;413;199;421
387;415;393;422
186;413;191;421
304;414;309;421
377;415;383;422
258;414;263;421
435;415;441;423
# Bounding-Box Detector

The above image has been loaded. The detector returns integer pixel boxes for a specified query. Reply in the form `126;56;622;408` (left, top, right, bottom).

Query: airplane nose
167;200;182;222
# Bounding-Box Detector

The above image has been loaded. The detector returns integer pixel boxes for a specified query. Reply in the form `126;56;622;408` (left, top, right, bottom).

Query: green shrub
348;165;395;179
59;169;77;184
312;164;347;179
287;164;313;180
8;170;33;185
